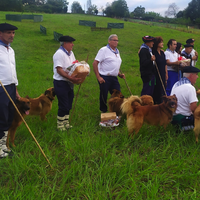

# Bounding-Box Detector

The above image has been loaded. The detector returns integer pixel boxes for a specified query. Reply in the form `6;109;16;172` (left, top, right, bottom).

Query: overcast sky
69;0;191;17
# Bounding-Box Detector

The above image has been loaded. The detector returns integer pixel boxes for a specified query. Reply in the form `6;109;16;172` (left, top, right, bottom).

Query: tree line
1;0;200;27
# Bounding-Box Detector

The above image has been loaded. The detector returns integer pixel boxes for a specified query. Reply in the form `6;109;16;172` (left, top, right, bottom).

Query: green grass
1;12;200;199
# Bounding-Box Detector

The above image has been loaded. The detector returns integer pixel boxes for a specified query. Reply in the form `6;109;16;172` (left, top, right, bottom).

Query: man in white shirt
170;66;200;131
93;34;125;113
53;35;81;131
165;39;181;96
0;23;20;158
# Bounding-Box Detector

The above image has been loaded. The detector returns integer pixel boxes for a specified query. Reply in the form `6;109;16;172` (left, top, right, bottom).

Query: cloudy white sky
69;0;191;17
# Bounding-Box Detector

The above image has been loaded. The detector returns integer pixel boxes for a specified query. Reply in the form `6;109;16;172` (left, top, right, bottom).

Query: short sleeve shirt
95;46;122;76
53;48;76;81
171;83;198;116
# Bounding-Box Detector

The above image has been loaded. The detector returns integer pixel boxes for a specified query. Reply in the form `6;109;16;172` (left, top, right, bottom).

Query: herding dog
27;87;56;121
121;95;177;137
108;89;154;116
7;97;30;149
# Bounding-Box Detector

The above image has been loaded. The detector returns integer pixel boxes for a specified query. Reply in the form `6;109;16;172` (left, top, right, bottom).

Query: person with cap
181;43;197;66
0;23;20;158
165;39;181;96
93;34;125;113
181;38;198;66
138;35;156;96
170;66;200;131
53;35;81;131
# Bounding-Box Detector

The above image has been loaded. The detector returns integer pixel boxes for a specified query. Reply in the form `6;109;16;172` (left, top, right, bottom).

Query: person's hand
119;73;125;79
176;60;181;65
151;55;155;61
70;74;82;84
97;76;105;84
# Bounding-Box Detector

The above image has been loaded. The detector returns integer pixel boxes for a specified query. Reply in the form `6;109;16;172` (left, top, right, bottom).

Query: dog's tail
121;95;142;115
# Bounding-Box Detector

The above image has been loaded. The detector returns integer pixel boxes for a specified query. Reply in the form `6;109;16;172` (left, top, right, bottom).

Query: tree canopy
71;1;84;13
131;6;145;18
105;0;129;18
0;0;69;13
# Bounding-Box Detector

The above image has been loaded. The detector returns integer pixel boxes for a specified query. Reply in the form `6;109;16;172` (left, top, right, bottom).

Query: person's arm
56;67;81;84
165;65;168;84
190;102;198;113
166;59;181;66
92;60;105;84
139;49;155;67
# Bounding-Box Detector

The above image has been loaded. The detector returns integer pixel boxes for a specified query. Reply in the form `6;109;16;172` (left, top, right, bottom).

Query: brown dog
7;97;30;149
108;89;154;116
27;87;55;121
121;95;177;137
193;105;200;142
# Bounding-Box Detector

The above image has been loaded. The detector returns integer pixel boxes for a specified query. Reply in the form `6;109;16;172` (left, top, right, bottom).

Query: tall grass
1;12;200;199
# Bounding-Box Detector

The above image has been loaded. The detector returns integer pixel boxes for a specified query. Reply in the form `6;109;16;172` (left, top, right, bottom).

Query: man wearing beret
181;38;198;66
181;44;195;66
53;35;81;131
170;66;200;131
165;39;181;96
138;36;156;96
0;23;20;158
93;34;125;113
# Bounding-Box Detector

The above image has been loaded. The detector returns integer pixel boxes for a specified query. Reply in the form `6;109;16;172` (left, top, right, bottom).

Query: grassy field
1;12;200;199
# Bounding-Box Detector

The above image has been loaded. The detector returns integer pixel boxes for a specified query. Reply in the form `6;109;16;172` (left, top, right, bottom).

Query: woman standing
152;37;168;104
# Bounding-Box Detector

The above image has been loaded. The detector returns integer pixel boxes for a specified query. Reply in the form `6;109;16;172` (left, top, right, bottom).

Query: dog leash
0;80;53;169
120;69;132;96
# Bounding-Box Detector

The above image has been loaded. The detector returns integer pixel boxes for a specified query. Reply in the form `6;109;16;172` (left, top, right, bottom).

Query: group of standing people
0;21;199;158
139;35;199;130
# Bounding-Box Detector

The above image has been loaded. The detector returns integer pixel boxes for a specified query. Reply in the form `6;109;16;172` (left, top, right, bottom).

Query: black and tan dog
27;87;56;121
108;89;154;116
7;97;30;149
121;95;177;137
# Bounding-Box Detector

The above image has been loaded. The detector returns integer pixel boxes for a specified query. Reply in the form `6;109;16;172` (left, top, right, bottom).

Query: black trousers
53;80;74;117
0;84;16;139
98;75;120;112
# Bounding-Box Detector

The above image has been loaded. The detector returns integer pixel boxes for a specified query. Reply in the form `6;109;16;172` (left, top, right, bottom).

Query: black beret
184;44;194;48
186;38;195;44
142;36;155;43
182;66;200;73
0;23;18;31
59;35;75;42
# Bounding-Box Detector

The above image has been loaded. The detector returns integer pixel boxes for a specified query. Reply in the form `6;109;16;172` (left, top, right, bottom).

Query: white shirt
95;46;122;76
171;83;198;116
164;50;179;71
53;48;76;81
0;45;18;86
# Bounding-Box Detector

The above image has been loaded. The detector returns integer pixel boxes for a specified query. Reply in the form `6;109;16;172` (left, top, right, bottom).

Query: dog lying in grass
7;97;30;150
108;89;154;116
27;87;56;121
121;95;177;137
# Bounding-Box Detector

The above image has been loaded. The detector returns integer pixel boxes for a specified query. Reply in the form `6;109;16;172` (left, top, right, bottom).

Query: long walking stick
69;54;89;124
154;62;167;96
120;69;132;96
0;81;53;169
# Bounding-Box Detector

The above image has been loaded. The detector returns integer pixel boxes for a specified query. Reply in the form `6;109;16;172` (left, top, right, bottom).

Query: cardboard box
101;112;116;121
